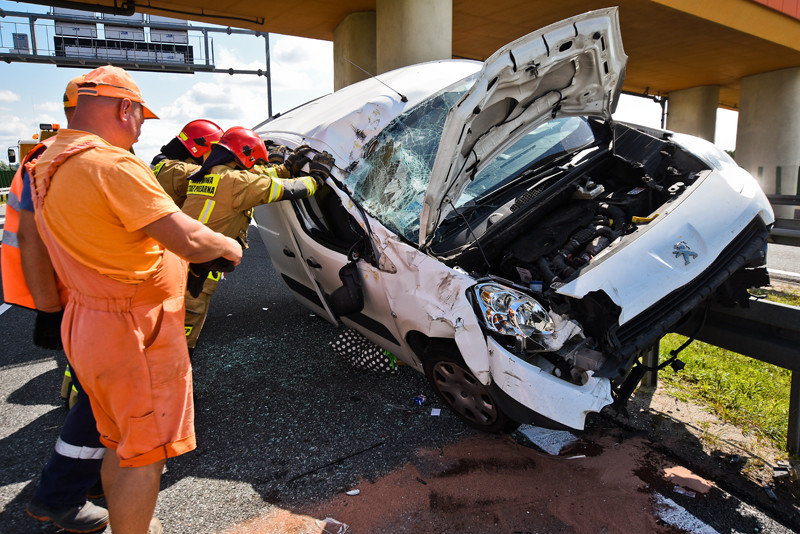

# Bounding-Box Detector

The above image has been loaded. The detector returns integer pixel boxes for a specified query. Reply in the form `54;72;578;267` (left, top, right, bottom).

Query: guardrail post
643;341;659;388
789;371;800;456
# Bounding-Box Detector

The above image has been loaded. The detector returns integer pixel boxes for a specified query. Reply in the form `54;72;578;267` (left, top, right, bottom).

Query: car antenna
344;58;408;102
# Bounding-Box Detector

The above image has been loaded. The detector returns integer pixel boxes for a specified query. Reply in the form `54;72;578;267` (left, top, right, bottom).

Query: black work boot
26;499;109;532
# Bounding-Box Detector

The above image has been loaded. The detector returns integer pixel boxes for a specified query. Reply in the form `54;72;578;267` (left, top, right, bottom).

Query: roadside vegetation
658;287;798;453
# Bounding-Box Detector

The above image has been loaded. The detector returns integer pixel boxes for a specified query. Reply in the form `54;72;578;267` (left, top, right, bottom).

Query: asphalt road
1;227;799;533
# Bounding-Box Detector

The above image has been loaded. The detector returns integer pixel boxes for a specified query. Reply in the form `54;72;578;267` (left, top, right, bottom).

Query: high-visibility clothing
33;130;194;468
182;162;318;248
179;162;317;347
0;138;67;308
152;157;201;208
32;129;180;284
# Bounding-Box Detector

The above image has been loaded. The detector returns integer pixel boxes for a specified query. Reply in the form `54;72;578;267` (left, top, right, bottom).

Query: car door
253;188;406;353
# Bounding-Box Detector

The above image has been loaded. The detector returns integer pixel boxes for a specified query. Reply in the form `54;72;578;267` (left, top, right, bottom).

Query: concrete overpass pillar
333;12;377;90
665;85;719;142
376;0;452;74
736;68;800;219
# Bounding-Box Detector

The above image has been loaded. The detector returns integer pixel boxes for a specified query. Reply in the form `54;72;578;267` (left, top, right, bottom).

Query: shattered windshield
343;74;478;242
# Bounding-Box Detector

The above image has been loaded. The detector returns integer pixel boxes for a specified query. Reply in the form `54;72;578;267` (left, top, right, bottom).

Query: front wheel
424;353;518;434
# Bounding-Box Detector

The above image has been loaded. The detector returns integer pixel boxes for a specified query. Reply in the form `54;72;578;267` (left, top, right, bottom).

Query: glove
33;309;64;350
285;144;313;176
309;151;335;183
267;144;290;165
187;257;237;298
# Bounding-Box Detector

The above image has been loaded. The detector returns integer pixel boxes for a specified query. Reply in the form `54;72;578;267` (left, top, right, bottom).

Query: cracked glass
343;74;478;243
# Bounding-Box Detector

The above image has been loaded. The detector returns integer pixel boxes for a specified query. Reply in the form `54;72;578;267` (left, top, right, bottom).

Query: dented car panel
253;7;773;432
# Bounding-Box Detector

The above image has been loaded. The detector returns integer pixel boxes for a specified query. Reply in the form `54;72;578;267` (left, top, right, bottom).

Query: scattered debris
673;485;696;498
416;477;428;485
345;489;360;496
317;517;350;534
414;394;426;406
773;465;791;479
431;408;441;416
567;455;586;460
515;424;578;455
764;485;778;501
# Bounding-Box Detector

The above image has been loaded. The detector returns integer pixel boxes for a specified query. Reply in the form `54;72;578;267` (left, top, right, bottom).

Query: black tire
424;352;518;434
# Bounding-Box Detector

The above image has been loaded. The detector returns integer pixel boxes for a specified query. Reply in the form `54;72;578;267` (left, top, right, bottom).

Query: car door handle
306;259;322;269
283;248;296;258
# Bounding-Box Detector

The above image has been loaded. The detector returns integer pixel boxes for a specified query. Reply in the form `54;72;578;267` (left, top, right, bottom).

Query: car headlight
473;283;555;338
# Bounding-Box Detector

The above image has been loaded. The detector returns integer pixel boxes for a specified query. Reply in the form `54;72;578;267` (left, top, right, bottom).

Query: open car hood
419;7;627;246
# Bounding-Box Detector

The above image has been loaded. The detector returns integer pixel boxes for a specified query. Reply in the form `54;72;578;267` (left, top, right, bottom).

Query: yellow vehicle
8;123;61;164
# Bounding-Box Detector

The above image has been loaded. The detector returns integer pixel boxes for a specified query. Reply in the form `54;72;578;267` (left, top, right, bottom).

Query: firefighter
1;75;110;532
180;127;334;352
151;119;224;207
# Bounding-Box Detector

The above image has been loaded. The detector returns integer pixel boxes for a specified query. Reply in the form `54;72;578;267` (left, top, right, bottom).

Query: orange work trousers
36;213;195;468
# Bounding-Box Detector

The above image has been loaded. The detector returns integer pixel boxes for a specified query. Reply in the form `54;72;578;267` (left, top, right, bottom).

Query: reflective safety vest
0;139;62;308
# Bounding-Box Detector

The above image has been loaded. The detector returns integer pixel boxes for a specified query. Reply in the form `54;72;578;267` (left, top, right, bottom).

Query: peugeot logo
673;241;698;265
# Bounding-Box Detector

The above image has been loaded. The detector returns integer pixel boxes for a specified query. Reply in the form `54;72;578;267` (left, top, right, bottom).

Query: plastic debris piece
764;485;778;501
773;466;791;478
416;477;428;485
431;408;441;416
345;489;360;496
516;424;578;455
568;455;586;460
673;486;696;498
318;517;350;534
414;394;426;406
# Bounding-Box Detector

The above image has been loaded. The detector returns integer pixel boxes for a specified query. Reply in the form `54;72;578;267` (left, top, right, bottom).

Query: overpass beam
376;0;452;74
736;68;800;219
665;85;719;142
333;12;377;90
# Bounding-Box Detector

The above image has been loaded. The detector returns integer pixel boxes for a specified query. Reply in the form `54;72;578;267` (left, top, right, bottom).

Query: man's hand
187;257;237;298
286;145;313;176
33;310;64;350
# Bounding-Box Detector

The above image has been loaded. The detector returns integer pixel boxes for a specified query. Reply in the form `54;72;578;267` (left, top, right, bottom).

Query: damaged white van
253;7;774;432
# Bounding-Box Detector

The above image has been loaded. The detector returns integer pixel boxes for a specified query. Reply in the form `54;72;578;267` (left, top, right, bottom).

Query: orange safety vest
0;138;63;309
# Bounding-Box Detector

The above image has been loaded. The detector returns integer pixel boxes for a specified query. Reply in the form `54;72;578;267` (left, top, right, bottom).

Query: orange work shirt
33;129;180;284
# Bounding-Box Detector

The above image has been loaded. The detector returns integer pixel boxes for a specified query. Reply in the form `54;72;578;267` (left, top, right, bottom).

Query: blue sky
0;1;736;165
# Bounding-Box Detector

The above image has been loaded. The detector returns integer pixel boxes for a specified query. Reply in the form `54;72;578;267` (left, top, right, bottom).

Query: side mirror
8;147;16;164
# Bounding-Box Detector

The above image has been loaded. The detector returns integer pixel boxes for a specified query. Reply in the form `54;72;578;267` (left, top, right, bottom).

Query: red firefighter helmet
178;119;224;157
217;126;268;169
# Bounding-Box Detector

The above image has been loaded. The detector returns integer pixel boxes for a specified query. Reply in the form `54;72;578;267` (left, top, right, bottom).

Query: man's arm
143;211;242;265
18;208;62;313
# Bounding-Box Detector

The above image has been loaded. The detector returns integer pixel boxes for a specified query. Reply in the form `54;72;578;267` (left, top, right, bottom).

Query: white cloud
0;90;21;103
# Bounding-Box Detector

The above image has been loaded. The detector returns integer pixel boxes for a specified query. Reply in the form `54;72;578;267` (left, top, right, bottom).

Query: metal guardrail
646;297;800;454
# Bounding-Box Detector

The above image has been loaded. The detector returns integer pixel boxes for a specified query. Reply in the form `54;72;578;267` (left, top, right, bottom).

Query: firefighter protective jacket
181;162;319;248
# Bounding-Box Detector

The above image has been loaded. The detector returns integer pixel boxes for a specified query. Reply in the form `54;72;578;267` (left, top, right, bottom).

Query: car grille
609;216;770;361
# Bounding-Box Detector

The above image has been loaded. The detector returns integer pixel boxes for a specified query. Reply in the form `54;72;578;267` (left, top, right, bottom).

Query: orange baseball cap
63;75;85;110
77;65;158;119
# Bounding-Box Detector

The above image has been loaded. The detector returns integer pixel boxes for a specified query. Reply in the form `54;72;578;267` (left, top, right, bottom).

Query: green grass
656;288;798;452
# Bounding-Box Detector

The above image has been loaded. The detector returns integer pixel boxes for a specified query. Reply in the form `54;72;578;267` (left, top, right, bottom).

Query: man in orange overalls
3;75;109;533
31;65;242;534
